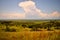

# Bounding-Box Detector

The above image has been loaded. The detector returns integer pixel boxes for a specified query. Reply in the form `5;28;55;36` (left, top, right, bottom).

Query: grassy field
0;31;60;40
0;20;60;40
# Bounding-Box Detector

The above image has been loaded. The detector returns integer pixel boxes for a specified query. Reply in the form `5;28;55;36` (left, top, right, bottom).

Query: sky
0;0;60;20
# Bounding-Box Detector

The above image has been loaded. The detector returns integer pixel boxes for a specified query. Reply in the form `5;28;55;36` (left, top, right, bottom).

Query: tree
1;21;11;32
22;24;27;28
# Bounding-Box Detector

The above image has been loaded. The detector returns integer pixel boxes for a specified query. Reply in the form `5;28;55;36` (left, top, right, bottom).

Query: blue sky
0;0;60;19
35;0;60;13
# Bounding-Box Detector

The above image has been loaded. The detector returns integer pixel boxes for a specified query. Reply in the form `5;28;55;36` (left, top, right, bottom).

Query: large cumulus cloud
18;1;60;19
0;1;60;19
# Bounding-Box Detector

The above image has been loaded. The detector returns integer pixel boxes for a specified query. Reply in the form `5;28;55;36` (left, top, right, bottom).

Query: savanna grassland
0;20;60;40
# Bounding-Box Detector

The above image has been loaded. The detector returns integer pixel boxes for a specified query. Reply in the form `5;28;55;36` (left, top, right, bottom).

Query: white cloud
0;13;25;19
50;11;60;17
0;1;60;19
18;1;60;19
19;1;42;19
19;1;35;13
39;11;60;19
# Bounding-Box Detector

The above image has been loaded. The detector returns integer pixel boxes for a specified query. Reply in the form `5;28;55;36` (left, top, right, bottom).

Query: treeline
0;20;60;32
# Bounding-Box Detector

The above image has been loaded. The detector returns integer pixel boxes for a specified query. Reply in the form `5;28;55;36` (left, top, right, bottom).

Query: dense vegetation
0;20;60;32
0;20;60;40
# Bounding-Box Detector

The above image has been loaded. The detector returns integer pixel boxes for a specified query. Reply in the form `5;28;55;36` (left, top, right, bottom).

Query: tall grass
0;31;60;40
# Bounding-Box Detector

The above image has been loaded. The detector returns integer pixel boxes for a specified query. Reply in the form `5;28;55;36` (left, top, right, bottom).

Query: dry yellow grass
0;30;60;40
